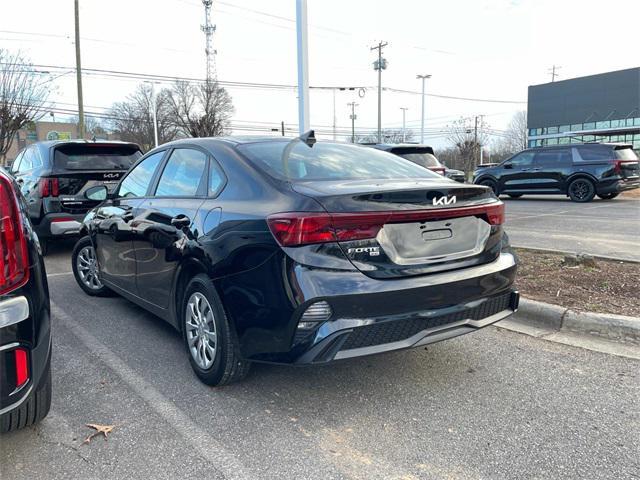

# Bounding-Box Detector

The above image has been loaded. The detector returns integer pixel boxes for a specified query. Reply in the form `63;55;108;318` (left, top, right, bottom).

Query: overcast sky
2;0;639;148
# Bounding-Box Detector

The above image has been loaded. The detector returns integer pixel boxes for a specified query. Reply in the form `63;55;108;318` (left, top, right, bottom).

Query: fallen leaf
83;423;115;444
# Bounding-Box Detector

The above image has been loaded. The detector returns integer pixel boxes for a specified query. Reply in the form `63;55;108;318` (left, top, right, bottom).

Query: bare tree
445;117;489;179
167;80;234;137
0;50;50;164
108;84;177;151
69;115;107;138
491;110;527;160
352;129;415;144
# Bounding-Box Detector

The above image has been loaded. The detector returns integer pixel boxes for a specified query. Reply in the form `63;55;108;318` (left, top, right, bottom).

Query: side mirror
503;162;513;169
85;185;109;201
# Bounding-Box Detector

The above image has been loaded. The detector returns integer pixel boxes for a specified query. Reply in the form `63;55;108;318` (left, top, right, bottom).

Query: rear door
92;150;165;294
133;147;210;308
530;148;572;192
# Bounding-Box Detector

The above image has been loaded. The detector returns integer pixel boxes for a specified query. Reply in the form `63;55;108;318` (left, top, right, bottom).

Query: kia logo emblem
432;195;456;206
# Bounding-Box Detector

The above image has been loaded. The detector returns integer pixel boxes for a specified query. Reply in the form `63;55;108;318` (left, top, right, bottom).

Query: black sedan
72;134;519;386
0;167;51;433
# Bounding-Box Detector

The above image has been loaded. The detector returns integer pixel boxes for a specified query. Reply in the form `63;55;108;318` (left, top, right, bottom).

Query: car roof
527;142;633;151
31;139;142;150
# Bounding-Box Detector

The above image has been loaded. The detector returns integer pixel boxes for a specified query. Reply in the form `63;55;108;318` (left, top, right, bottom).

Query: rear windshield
396;152;441;168
615;147;639;161
238;141;440;181
54;144;142;170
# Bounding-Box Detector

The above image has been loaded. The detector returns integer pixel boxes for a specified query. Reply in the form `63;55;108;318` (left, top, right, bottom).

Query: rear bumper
247;251;518;364
35;213;85;239
597;179;640;195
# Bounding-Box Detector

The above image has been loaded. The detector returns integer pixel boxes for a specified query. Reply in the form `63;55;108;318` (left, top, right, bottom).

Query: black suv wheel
567;178;596;203
182;274;250;386
479;179;498;196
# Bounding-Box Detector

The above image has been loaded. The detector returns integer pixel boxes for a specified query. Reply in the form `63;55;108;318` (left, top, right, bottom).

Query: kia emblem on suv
432;195;456;206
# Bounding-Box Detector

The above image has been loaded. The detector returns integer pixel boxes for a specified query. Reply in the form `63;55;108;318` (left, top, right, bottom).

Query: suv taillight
0;174;30;295
267;203;505;247
39;178;59;197
613;160;636;175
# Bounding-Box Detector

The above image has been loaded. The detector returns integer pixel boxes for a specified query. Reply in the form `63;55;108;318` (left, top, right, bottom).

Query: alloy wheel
570;180;591;201
185;292;217;370
76;245;103;290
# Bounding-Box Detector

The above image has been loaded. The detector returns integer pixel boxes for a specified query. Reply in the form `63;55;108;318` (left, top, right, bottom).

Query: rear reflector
268;202;505;247
15;348;29;388
0;174;30;295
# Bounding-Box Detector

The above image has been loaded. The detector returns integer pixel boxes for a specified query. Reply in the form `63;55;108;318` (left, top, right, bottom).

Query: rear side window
575;146;613;161
534;150;572;167
118;151;164;198
615;147;639;161
54;144;142;170
238;141;439;181
155;148;208;197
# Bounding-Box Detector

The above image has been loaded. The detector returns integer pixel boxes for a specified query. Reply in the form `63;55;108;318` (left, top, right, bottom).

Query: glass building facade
528;116;640;149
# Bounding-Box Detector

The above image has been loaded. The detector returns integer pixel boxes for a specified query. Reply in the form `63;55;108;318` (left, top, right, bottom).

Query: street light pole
146;81;159;148
400;107;408;142
296;0;310;134
348;102;358;143
74;0;85;139
416;74;431;144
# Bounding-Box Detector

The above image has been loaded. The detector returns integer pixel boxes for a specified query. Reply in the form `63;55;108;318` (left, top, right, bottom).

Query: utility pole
281;121;285;136
74;0;85;139
145;82;159;148
400;107;408;142
332;88;336;140
201;0;217;81
296;0;310;134
371;41;388;143
348;102;358;143
416;74;431;144
474;115;484;165
548;65;561;82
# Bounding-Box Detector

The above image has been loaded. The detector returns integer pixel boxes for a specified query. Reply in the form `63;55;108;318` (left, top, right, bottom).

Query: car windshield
238;141;440;181
396;152;441;168
54;144;142;170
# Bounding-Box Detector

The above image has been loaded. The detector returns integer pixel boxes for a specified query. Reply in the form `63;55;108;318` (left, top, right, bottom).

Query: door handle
171;214;191;230
520;168;530;171
531;168;542;171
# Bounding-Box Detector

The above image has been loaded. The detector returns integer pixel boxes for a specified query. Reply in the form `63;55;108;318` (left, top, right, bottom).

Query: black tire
181;274;250;386
597;192;619;200
72;237;114;297
479;179;498;196
567;178;596;203
507;194;523;198
0;358;52;433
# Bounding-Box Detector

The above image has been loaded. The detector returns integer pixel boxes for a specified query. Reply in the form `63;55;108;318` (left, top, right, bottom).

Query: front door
498;151;536;193
92;150;166;294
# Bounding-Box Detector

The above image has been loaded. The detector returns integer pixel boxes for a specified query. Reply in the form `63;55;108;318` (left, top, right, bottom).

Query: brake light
613;160;637;175
267;203;505;247
39;178;59;197
0;174;30;295
15;348;29;388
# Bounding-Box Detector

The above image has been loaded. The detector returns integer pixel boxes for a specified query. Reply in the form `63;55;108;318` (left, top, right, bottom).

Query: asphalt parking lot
503;195;640;261
1;244;639;480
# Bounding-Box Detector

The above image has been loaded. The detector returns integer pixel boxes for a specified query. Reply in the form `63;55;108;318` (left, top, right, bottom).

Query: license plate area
377;216;491;265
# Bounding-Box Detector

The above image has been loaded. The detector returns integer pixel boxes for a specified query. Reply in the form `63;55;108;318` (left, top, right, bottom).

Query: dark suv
473;143;639;202
0;167;51;433
71;136;518;386
9;141;142;253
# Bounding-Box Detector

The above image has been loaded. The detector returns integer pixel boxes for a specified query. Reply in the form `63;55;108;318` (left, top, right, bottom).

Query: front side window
155;148;208;197
238;141;440;181
17;148;35;173
118;151;165;198
507;151;535;167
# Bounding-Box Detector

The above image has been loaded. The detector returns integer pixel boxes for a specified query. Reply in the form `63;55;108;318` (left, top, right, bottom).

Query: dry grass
514;248;640;317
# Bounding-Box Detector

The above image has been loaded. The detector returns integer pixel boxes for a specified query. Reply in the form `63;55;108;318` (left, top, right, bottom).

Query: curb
510;298;640;346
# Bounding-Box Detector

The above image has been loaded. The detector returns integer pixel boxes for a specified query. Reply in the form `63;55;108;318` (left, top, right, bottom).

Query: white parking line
51;302;253;480
47;272;73;277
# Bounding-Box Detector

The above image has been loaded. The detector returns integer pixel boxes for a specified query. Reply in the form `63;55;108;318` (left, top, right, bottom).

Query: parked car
473;143;640;202
443;166;466;183
369;144;447;176
9;140;143;254
0;167;51;433
72;135;519;386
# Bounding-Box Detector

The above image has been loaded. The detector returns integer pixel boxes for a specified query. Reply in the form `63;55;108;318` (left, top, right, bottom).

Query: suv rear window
394;151;441;168
54;144;142;170
238;141;439;181
614;147;639;161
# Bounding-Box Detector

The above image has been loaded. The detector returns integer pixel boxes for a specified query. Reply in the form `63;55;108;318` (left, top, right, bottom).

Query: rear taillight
0;174;30;295
613;160;637;175
39;178;59;197
267;203;505;247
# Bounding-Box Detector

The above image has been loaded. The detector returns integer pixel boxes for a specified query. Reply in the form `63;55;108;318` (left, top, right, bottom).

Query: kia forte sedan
72;134;518;385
